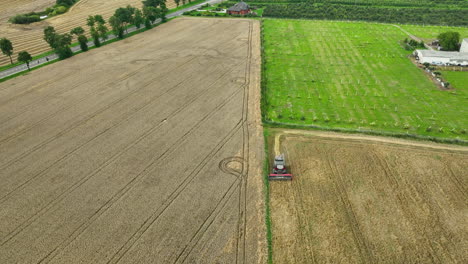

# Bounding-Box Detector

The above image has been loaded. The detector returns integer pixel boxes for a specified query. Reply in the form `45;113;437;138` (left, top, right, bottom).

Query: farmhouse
227;1;251;15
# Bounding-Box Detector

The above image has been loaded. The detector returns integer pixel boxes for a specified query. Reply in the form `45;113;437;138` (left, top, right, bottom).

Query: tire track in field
286;145;317;263
0;56;201;201
0;59;146;122
0;62;144;141
164;20;255;264
0;22;241;171
444;162;467;197
103;113;244;264
37;88;244;264
174;157;245;264
324;147;374;264
372;152;444;263
0;65;241;248
235;20;253;264
108;20;254;264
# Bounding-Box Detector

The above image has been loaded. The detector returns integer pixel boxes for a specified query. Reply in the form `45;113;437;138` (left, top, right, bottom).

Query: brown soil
0;0;177;66
0;17;266;264
269;128;468;264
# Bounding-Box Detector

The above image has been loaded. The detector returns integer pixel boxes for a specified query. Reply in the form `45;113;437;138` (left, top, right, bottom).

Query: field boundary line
324;148;374;263
271;129;468;152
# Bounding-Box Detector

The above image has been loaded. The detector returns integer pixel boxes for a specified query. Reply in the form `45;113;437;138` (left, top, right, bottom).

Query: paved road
0;0;224;79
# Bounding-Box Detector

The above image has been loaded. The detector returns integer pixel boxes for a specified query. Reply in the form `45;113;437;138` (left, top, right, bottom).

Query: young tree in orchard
109;15;125;39
438;31;460;51
0;38;14;64
17;51;32;70
174;0;180;7
134;9;144;29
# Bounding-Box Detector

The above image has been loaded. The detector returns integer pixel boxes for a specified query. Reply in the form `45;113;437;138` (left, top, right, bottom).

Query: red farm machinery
269;154;293;180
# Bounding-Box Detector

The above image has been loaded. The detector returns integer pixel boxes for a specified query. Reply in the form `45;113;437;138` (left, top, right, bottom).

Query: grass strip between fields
260;20;274;264
263;128;273;264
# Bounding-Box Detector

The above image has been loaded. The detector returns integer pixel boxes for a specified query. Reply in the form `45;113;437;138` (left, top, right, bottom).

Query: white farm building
460;38;468;53
414;38;468;66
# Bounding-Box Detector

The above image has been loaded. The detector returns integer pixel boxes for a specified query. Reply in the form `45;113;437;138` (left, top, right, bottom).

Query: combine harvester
269;154;293;180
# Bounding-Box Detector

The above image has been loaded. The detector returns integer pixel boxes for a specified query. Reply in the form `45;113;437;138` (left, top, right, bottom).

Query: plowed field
269;129;468;263
0;0;177;66
0;17;265;263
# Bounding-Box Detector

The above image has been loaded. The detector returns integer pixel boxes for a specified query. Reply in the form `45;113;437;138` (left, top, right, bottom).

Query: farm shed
460;38;468;53
415;49;468;66
227;1;251;15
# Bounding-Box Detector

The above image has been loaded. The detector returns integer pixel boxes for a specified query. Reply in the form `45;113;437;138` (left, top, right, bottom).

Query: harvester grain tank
269;154;293;180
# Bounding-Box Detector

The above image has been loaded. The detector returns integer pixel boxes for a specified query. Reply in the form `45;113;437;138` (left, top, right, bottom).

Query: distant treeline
241;0;467;7
235;0;468;26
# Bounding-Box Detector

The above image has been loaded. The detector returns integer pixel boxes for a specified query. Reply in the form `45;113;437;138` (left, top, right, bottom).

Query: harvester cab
269;154;293;180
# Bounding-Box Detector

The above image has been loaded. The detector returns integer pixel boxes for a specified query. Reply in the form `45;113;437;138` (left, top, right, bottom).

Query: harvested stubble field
0;0;177;66
0;17;266;264
268;128;468;263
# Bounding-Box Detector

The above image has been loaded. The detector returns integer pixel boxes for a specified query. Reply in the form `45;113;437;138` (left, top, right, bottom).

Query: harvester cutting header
269;154;293;180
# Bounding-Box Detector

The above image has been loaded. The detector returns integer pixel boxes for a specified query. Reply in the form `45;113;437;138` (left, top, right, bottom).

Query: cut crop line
325;147;374;264
373;153;444;263
0;56;176;146
236;20;253;264
174;161;244;263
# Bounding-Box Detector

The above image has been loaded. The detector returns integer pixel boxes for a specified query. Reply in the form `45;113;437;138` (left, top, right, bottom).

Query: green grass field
262;19;468;140
400;24;468;40
442;71;468;90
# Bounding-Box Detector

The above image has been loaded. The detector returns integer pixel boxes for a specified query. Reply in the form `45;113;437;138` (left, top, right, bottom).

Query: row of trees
0;0;169;71
261;3;468;26
239;0;467;8
1;38;33;69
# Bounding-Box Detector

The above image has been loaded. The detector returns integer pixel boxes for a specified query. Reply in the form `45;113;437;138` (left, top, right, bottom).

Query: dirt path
0;17;265;264
273;129;468;153
392;24;434;50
